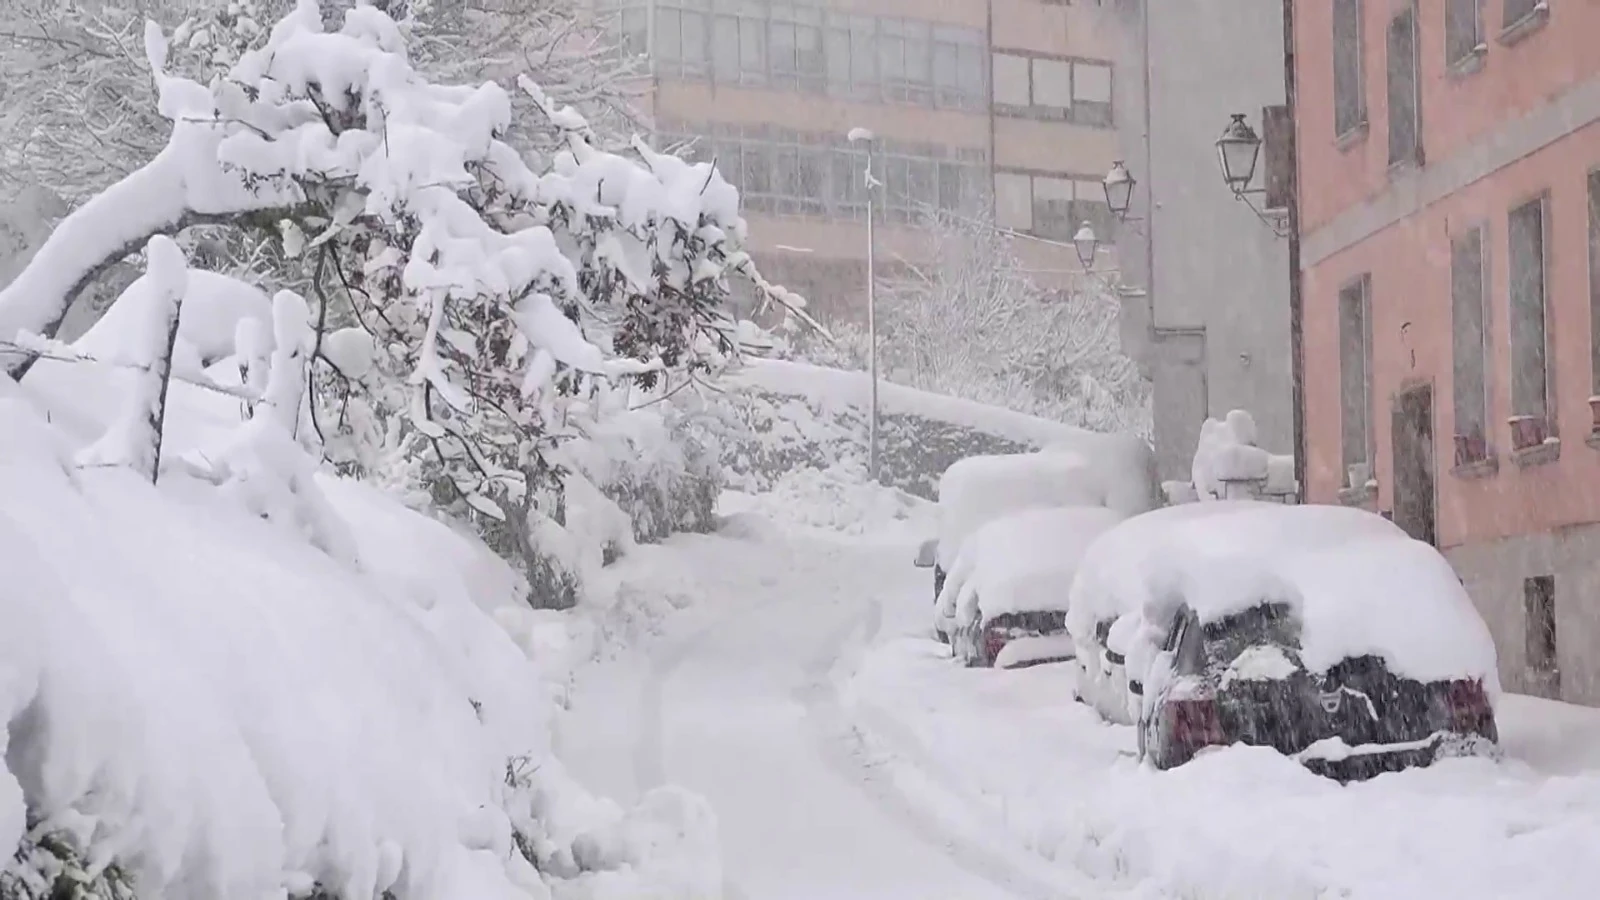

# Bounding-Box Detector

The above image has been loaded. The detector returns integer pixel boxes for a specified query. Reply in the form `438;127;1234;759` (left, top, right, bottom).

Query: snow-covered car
937;506;1126;668
1067;502;1266;725
1099;502;1500;780
916;449;1157;642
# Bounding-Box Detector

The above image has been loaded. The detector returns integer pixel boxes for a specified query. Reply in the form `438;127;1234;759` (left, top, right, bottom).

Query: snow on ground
848;608;1600;900
555;476;1115;899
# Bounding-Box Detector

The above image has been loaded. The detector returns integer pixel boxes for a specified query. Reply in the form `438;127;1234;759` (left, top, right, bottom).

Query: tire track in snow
793;592;1083;900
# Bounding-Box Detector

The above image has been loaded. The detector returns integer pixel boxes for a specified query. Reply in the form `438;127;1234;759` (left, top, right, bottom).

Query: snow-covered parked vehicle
1080;501;1500;779
1067;502;1263;725
915;444;1158;643
937;506;1126;668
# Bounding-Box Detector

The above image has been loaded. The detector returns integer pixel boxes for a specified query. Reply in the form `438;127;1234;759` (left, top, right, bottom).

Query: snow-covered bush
0;384;722;900
0;0;801;603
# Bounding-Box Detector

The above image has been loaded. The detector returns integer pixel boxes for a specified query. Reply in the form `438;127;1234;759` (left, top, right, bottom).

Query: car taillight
984;628;1008;663
1168;698;1225;751
1446;679;1493;733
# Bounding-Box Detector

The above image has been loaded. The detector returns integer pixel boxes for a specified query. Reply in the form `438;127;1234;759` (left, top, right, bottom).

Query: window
768;15;796;88
901;20;931;104
712;14;739;79
1590;171;1600;398
1386;4;1421;166
1032;58;1073;110
660;126;986;225
1032;175;1075;240
739;15;767;84
1446;0;1484;66
992;52;1114;127
1072;61;1114;127
1524;575;1558;684
620;7;649;57
1508;196;1552;440
993;52;1030;106
1332;0;1365;138
1505;0;1544;28
994;172;1034;231
1451;227;1490;463
1338;276;1373;483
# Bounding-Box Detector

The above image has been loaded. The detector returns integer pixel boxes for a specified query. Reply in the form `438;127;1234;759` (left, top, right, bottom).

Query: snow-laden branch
76;235;189;482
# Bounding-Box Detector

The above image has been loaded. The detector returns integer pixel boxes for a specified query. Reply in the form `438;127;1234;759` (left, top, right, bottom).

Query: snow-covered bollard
76;235;188;482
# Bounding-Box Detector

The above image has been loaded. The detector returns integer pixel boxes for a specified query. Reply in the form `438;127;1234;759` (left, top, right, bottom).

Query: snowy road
558;508;1081;899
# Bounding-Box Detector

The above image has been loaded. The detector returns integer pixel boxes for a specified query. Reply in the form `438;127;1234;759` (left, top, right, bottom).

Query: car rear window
1203;602;1301;662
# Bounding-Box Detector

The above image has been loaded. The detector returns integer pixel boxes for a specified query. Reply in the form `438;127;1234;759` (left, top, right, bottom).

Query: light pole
848;126;880;483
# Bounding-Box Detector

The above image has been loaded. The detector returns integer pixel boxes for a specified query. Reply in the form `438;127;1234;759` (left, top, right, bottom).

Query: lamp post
847;126;880;483
1103;160;1136;221
1215;113;1264;197
1073;222;1099;271
1212;103;1305;504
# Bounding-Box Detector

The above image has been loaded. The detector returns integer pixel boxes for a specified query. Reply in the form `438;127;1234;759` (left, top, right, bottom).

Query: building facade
1295;0;1600;703
599;0;1123;322
1105;0;1295;482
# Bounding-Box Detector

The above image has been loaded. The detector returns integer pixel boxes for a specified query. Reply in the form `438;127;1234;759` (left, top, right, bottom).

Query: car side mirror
913;538;937;569
1128;679;1143;696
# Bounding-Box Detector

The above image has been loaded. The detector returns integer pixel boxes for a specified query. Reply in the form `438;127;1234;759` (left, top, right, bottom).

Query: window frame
1450;223;1493;463
1338;273;1375;481
1332;0;1367;141
1507;191;1555;432
1385;2;1423;168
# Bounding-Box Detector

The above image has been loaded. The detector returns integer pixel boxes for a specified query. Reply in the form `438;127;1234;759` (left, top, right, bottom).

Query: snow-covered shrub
822;207;1151;438
0;0;802;603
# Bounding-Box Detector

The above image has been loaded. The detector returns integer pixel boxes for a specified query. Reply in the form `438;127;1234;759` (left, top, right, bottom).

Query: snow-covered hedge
715;359;1153;502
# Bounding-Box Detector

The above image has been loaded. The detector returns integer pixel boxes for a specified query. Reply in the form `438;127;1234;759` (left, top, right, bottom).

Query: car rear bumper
1296;730;1494;782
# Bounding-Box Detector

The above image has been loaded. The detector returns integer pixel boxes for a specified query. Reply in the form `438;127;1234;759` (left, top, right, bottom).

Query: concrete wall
1109;0;1293;480
1448;528;1600;707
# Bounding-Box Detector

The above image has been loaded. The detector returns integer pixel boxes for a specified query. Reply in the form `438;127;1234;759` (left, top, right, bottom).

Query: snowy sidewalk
846;587;1600;900
555;496;1088;899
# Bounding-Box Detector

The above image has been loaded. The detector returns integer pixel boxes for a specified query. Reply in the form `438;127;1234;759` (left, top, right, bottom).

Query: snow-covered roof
1070;501;1497;685
940;506;1126;627
936;452;1105;564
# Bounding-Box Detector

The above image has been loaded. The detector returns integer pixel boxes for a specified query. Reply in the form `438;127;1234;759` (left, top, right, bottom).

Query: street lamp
847;126;880;483
1073;221;1098;270
1216;112;1263;196
1103;160;1136;221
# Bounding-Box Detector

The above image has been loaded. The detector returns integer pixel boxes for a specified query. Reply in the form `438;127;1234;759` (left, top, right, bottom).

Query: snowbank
938;506;1126;630
847;632;1600;900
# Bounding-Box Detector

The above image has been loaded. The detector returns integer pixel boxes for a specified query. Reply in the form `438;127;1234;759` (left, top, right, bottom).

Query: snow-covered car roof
938;505;1127;628
1070;501;1498;685
1067;501;1270;637
935;451;1138;567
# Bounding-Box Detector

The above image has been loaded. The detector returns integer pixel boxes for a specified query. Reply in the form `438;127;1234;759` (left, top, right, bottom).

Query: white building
1104;0;1293;481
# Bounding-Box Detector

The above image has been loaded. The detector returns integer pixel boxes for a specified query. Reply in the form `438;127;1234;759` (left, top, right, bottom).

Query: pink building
1294;0;1600;703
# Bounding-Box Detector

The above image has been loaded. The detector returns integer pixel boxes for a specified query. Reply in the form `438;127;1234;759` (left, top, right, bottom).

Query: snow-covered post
258;290;313;439
76;235;188;482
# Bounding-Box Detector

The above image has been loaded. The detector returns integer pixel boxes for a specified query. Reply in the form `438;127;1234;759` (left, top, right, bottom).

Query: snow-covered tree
0;0;800;599
869;208;1152;436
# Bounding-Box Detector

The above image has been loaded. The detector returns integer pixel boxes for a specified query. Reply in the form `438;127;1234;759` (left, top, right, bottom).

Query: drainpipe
1282;0;1307;504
